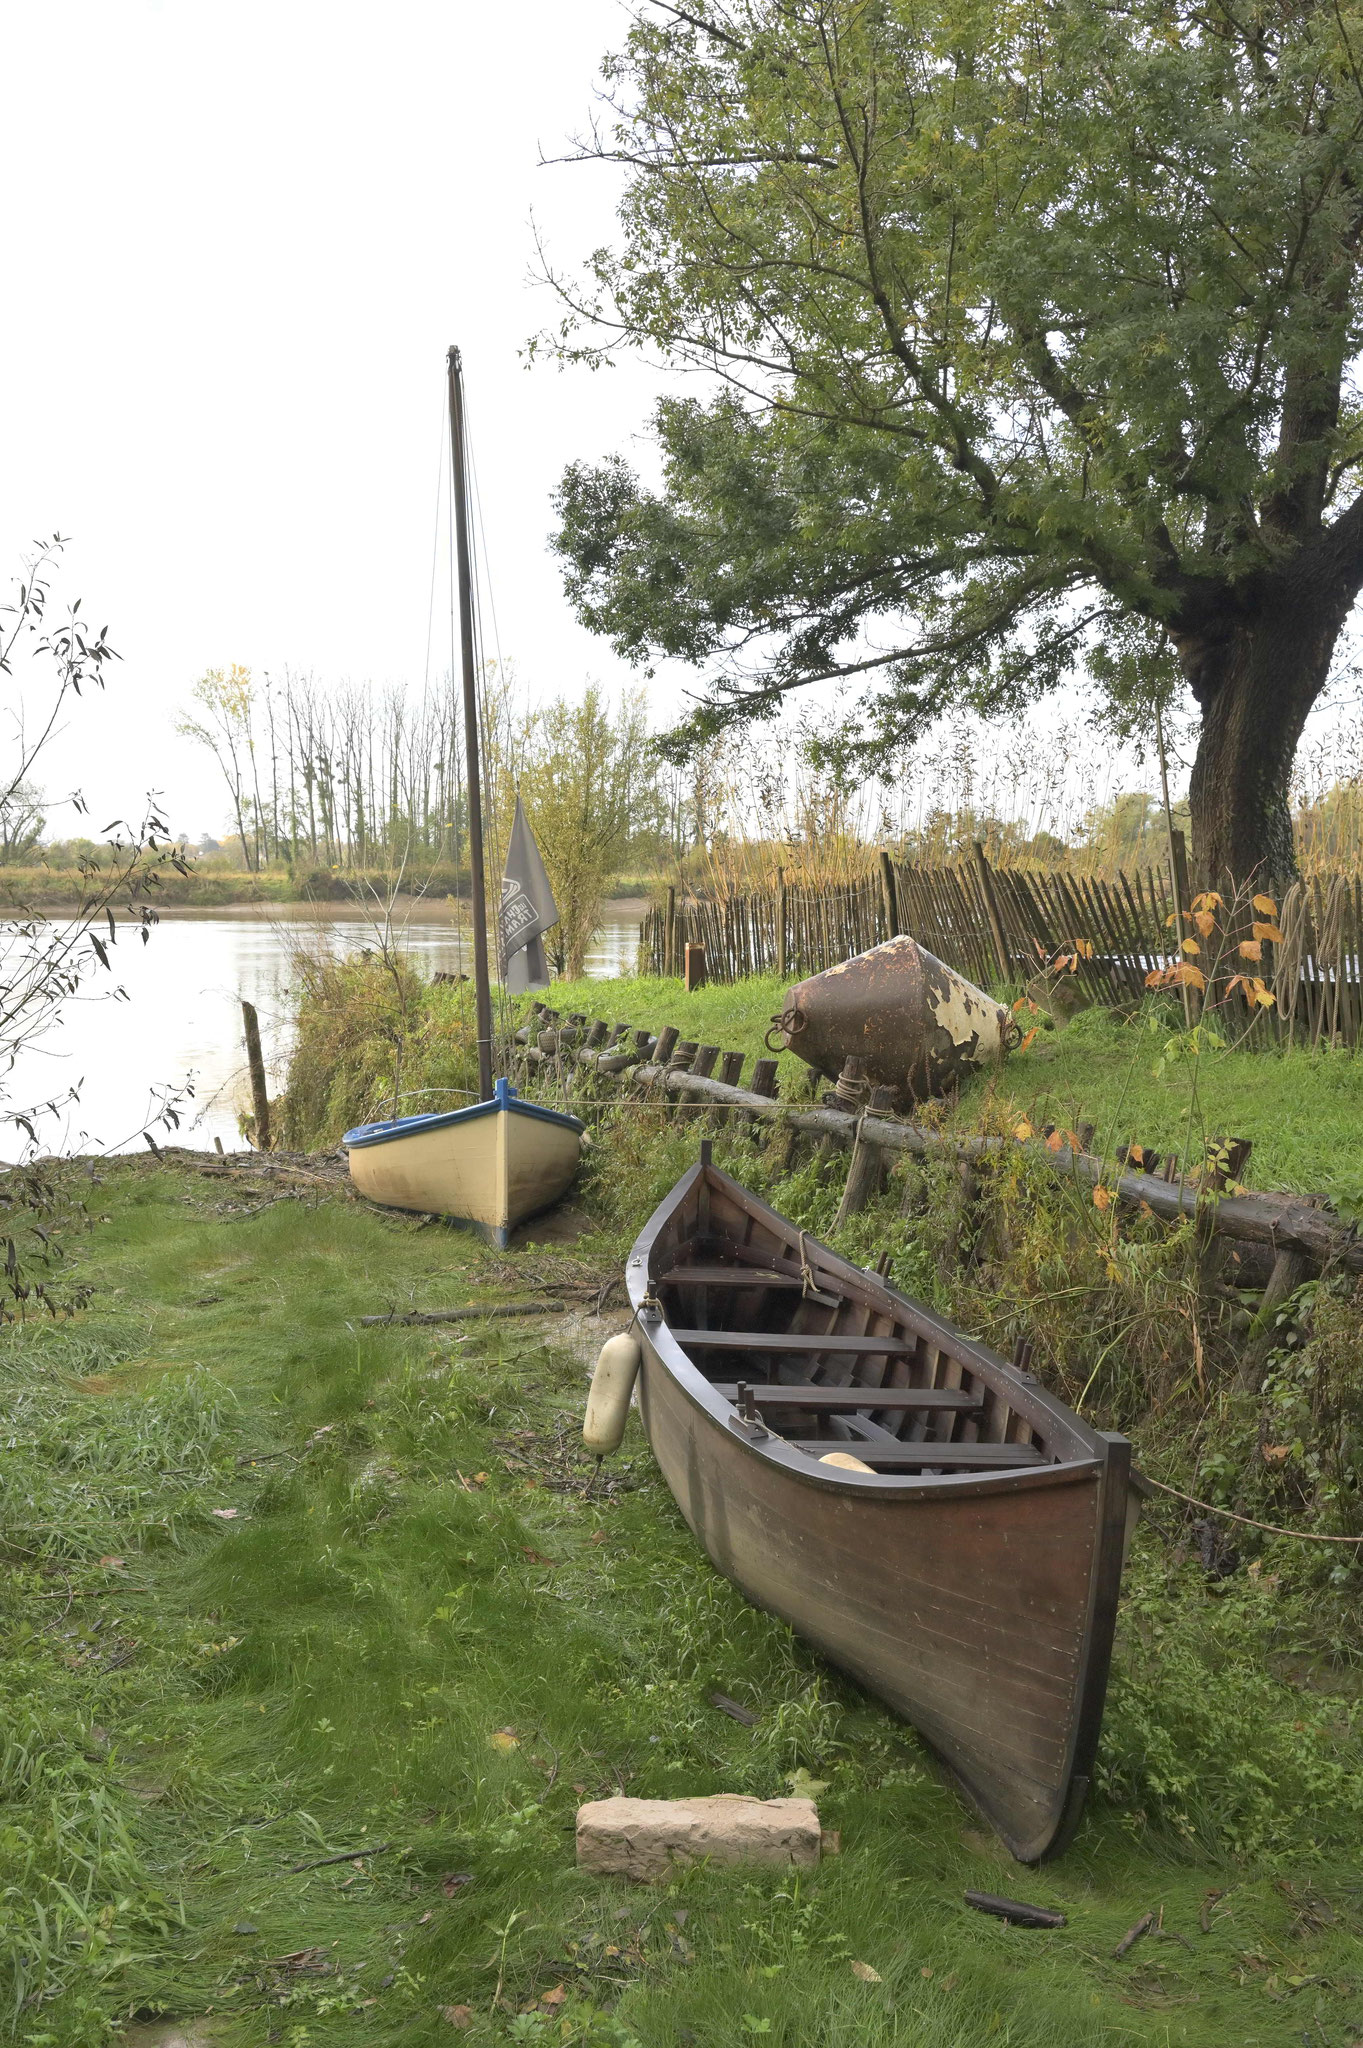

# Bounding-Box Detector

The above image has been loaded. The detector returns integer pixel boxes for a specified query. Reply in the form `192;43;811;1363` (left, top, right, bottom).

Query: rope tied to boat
1143;1473;1363;1545
796;1229;820;1299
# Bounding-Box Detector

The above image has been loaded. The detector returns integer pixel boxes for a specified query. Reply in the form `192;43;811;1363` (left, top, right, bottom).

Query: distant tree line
177;666;472;876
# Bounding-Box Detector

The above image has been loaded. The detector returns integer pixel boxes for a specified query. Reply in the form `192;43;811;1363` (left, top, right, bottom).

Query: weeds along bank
277;948;1363;1545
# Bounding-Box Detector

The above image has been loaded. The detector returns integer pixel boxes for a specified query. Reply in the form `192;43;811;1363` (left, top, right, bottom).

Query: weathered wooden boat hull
344;1079;583;1247
627;1163;1129;1862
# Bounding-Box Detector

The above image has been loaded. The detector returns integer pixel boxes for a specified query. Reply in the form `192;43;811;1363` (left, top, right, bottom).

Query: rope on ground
1143;1473;1363;1544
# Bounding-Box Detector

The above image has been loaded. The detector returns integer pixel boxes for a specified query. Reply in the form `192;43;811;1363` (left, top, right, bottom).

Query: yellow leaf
1073;938;1094;958
851;1961;882;1983
1018;1026;1038;1052
489;1728;520;1752
1014;1119;1034;1141
1253;985;1276;1009
1164;911;1180;929
1192;910;1216;937
1237;938;1262;961
1180;936;1201;956
1144;967;1164;988
1191;890;1224;911
1262;1443;1291;1466
1046;1129;1064;1152
1252;892;1278;916
1092;1186;1113;1211
1252;921;1284;945
1177;962;1207;990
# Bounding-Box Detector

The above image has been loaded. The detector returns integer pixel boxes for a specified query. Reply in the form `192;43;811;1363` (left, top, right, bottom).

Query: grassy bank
534;972;1363;1204
4;1155;1363;2047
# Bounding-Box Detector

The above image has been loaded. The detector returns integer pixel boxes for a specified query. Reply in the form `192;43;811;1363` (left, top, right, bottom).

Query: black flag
499;795;558;991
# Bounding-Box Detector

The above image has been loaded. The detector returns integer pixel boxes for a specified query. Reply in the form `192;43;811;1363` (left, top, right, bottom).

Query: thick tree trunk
1177;586;1349;888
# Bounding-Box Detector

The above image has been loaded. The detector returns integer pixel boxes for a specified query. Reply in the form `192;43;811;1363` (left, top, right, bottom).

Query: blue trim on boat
342;1076;585;1150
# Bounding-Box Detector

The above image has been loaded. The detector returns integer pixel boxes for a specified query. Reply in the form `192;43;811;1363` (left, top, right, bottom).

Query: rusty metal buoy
769;935;1014;1107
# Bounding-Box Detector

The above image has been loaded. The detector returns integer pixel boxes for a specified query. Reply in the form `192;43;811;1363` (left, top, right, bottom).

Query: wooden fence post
684;942;708;992
776;867;788;982
241;1000;271;1152
971;841;1011;986
665;886;678;978
878;848;900;941
1167;828;1198;1023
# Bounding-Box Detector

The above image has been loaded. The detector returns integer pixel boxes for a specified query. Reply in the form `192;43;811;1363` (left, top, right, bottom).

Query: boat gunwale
629;1161;1110;1498
343;1079;585;1150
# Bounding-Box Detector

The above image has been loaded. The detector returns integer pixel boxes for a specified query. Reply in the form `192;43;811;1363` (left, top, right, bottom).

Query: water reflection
6;905;643;1157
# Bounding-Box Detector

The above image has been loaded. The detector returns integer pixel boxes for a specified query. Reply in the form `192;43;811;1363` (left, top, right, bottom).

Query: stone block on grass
576;1794;822;1881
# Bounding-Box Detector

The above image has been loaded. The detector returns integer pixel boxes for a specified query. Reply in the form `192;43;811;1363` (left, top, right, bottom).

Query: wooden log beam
630;1063;1363;1270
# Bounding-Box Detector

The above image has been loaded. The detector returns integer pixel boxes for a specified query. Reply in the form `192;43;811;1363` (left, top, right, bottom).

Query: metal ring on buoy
765;1006;805;1052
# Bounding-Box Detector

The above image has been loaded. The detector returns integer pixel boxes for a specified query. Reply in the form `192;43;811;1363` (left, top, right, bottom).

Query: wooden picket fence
638;853;1363;1048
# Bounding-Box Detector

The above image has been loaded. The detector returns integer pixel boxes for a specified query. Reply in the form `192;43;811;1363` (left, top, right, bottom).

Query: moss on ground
2;1157;1362;2045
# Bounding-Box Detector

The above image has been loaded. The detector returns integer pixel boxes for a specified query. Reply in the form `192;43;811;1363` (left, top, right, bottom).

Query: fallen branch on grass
964;1892;1067;1930
360;1301;568;1327
289;1840;394;1874
623;1063;1363;1273
1113;1911;1155;1958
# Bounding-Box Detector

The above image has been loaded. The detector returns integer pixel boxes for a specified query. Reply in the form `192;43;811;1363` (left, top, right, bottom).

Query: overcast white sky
1;0;675;837
8;1;1357;853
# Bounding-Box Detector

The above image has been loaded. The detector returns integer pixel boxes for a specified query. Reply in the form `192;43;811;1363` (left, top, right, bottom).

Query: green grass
539;974;1363;1203
3;1160;1362;2045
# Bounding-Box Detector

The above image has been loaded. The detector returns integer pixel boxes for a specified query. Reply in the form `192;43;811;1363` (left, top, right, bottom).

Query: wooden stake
972;840;1011;985
241;1000;271;1152
684;941;708;991
776;867;788;982
1238;1247;1310;1389
878;847;900;940
834;1126;886;1228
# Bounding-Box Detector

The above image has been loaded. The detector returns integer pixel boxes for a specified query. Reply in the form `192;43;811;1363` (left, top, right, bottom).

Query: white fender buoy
819;1451;874;1473
584;1332;642;1454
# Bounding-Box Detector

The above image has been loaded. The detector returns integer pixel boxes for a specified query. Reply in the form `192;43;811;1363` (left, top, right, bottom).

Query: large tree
549;0;1363;883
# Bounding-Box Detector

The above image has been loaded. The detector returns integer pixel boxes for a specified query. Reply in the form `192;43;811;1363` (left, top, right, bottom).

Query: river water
8;901;645;1157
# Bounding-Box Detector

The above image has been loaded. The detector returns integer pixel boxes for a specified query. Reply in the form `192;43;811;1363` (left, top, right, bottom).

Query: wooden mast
447;344;494;1102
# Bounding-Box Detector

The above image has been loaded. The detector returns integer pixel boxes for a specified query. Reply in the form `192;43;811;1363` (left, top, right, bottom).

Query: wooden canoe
626;1156;1132;1862
343;1078;583;1247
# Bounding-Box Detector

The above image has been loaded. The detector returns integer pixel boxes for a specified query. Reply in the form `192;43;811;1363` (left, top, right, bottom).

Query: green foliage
4;1161;1363;2043
496;685;652;978
1101;1545;1363;1860
279;950;481;1147
550;0;1363;877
